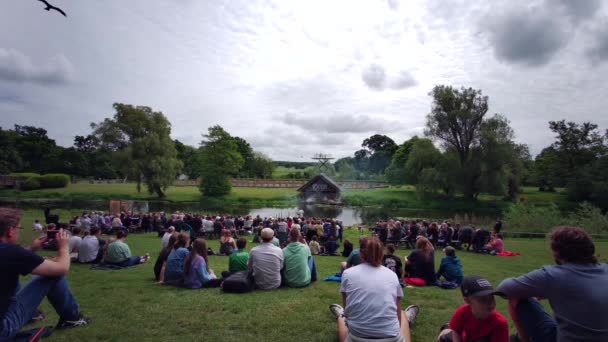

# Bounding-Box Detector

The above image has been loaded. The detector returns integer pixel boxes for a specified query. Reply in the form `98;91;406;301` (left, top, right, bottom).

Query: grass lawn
15;209;608;341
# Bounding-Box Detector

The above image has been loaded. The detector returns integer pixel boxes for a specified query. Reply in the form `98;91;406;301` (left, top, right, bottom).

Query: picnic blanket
323;273;342;282
497;251;521;256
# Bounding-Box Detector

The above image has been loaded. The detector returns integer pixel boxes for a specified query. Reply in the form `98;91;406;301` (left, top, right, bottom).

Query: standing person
104;231;149;267
78;227;105;264
282;228;311;288
0;208;91;339
183;239;223;288
497;226;608;342
329;237;419;342
248;228;283;290
437;275;509;342
404;237;436;286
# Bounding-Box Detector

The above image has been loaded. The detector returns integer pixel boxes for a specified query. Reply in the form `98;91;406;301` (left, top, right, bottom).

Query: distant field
14;209;608;342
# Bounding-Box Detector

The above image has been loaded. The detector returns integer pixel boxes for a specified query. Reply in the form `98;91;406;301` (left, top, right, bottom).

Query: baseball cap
461;275;503;297
261;228;274;239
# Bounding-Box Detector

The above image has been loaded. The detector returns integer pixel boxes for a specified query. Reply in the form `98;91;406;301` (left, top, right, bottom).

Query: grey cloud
0;48;74;85
587;28;608;64
282;113;401;134
387;0;399;11
484;10;568;66
361;64;386;90
555;0;601;23
389;71;417;89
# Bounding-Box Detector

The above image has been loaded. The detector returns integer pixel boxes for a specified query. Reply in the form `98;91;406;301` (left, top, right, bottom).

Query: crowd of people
1;207;607;342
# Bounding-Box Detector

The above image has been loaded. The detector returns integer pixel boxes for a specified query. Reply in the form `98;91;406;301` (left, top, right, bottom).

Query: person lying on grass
497;226;608;342
0;208;91;339
183;238;223;288
436;275;508;342
329;237;419;342
104;230;150;267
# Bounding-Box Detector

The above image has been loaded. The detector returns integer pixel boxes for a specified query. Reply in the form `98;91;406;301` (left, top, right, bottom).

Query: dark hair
496;233;503;239
445;248;456;257
175;232;190;249
0;208;22;236
360;237;383;267
185;238;210;276
159;233;178;260
236;237;247;249
343;239;353;249
90;227;100;235
386;243;396;254
116;230;128;239
72;227;82;235
549;226;597;264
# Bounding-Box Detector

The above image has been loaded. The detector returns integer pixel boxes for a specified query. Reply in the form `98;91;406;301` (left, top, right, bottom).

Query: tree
13;125;61;173
385;137;419;185
0;128;22;174
361;134;397;174
92;103;182;197
198;125;244;196
250;152;275;178
174;139;198;179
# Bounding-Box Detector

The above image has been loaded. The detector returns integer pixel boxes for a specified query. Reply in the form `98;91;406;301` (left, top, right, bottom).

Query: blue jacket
436;256;463;284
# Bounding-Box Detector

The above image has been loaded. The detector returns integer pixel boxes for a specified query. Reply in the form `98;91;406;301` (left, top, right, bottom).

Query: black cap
461;275;502;297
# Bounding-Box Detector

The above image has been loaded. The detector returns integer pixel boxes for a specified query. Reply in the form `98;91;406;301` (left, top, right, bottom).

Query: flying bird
37;0;67;17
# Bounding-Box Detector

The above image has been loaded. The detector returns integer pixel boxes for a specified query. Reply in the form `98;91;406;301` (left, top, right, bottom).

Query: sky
1;0;608;161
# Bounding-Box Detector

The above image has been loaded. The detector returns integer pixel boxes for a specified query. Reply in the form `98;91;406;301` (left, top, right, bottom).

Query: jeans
0;276;80;339
516;298;557;342
308;256;317;282
111;256;141;267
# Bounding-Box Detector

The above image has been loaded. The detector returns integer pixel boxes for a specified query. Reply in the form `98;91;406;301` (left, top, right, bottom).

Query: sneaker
329;304;344;319
405;305;419;327
56;314;91;330
27;309;45;325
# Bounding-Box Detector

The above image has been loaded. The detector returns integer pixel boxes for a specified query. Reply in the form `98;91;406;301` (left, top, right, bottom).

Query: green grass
14;209;608;341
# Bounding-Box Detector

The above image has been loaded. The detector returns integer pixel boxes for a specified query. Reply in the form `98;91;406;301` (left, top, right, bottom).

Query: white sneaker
329;304;344;319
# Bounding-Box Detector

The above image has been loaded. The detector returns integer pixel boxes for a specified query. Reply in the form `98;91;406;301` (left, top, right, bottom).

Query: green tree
198;125;244;196
361;134;397;174
250;152;275;178
0;127;22;174
174;139;199;179
92;103;182;197
385;137;419;185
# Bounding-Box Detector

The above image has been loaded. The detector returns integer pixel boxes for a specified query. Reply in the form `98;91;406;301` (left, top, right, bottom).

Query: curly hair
549;226;597;264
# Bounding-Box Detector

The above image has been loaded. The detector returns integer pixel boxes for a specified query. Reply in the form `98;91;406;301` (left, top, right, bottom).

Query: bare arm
159;262;166;283
31;229;70;277
396;298;402;325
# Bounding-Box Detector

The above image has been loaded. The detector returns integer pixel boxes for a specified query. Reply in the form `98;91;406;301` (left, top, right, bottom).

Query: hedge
9;173;70;190
9;172;41;178
22;177;41;190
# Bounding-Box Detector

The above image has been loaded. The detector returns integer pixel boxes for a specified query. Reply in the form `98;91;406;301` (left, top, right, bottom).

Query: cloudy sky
1;0;608;161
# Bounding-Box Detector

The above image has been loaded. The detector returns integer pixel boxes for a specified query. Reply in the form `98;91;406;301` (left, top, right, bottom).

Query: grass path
15;209;608;341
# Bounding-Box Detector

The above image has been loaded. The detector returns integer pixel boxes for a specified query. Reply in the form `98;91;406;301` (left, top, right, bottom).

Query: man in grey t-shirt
498;226;608;342
249;228;284;290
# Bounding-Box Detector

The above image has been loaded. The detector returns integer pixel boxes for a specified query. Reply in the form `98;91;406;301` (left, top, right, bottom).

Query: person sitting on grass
436;275;508;342
341;239;353;258
0;208;91;339
248;228;284;290
221;238;250;279
282;227;311;288
163;232;191;285
183;238;223;288
404;236;436;286
329;237;419;342
68;226;82;256
161;226;175;249
483;233;504;255
339;236;367;273
497;226;608;342
323;235;340;256
219;229;237;256
104;230;150;267
309;236;321;255
436;246;464;286
383;243;403;280
154;233;177;282
77;227;106;264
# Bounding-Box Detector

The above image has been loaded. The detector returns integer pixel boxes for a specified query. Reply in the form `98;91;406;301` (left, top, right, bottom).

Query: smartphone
47;230;58;239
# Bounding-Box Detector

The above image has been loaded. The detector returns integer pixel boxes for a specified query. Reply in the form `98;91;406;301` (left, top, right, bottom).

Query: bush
22;176;41;190
38;174;70;188
9;172;41;179
505;202;608;234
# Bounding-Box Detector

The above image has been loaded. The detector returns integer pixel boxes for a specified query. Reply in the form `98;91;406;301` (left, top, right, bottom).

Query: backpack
222;271;253;293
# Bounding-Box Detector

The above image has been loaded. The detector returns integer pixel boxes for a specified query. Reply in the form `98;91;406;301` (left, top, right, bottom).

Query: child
341;239;353;258
437;275;509;342
309;235;320;255
382;243;403;279
32;219;43;231
436;246;464;285
484;233;504;255
323;235;340;256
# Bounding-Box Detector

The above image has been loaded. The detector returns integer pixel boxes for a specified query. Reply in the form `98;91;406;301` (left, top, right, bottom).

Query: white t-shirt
69;236;82;253
78;235;100;263
161;232;173;249
249;242;284;290
340;263;403;338
202;219;214;232
32;222;43;231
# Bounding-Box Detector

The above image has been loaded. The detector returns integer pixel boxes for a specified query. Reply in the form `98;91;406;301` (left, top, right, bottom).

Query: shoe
405;305;419;327
27;309;45;325
329;304;344;319
56;314;91;330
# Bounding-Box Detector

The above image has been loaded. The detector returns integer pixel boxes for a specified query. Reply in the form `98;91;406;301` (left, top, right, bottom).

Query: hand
55;229;70;251
30;235;48;252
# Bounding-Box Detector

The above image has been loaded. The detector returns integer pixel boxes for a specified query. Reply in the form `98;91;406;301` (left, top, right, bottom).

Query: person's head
260;228;274;243
0;208;22;243
34;219;39;223
385;243;396;255
344;239;353;248
360;237;383;267
116;230;128;240
185;238;210;275
221;229;232;238
312;235;318;242
549;226;597;264
358;236;368;248
167;226;175;233
164;233;178;252
416;236;433;256
72;227;82;236
236;237;247;250
444;246;456;257
90;227;101;236
461;275;500;320
288;227;301;242
175;232;190;249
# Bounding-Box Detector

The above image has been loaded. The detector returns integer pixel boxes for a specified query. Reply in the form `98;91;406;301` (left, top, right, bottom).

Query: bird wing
52;6;67;17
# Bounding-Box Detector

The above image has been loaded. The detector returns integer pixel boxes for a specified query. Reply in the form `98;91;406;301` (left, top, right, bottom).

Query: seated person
282;228;312;288
323;236;340;256
339;236;367;273
154;233;177;282
382;243;403;279
183;238;223;288
221;238;250;278
472;229;490;253
161;226;175;249
458;226;474;251
436;246;464;285
437;275;508;342
163;232;191;285
69;226;82;257
309;236;321;255
341;239;353;258
404;237;436;285
219;229;236;255
483;234;504;255
78;227;106;263
0;208;91;339
104;230;149;267
497;226;608;342
248;228;283;290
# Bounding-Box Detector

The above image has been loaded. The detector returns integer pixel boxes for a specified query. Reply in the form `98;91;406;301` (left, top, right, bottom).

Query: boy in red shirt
437;275;509;342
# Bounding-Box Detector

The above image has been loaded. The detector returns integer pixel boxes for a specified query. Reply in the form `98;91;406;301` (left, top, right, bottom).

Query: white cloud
0;48;74;84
